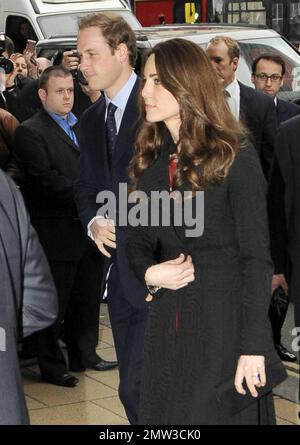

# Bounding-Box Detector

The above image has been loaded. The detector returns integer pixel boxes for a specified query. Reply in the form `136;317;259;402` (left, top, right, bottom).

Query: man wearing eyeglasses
254;55;299;364
252;54;300;125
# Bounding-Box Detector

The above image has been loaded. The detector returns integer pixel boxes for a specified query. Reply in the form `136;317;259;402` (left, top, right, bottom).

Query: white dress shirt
225;77;240;121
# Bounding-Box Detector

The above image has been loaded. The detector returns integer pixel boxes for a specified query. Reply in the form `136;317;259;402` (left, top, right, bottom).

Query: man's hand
272;273;288;295
61;51;80;72
91;218;116;258
145;254;195;290
234;355;266;398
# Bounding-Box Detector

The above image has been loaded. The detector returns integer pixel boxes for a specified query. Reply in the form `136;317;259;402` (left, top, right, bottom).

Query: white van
0;0;141;42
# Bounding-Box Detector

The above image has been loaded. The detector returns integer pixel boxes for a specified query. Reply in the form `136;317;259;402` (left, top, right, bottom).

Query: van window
37;10;141;38
6;16;38;53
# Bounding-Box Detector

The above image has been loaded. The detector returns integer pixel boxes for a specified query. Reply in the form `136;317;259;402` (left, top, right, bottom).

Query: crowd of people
0;12;299;425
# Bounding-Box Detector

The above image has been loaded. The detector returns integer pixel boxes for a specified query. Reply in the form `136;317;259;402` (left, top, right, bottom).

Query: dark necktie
105;102;118;164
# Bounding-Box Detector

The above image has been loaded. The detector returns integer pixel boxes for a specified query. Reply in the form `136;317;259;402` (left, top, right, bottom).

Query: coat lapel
112;78;140;168
40;110;80;153
238;82;248;124
93;99;111;175
139;133;189;248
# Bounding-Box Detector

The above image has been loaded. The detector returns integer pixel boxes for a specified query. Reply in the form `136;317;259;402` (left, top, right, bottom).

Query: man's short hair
78;12;137;67
252;53;286;76
208;35;240;60
39;65;72;90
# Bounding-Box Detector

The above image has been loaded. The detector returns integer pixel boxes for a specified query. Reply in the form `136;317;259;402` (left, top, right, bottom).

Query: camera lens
0;57;14;74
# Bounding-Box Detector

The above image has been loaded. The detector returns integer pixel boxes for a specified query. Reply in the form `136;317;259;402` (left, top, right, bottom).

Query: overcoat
269;114;300;329
0;170;57;424
126;139;284;424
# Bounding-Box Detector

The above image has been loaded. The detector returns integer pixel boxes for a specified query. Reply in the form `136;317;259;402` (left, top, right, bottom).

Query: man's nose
266;77;272;86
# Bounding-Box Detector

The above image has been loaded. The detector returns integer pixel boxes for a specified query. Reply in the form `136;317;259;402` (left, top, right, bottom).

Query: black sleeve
74;121;100;228
14;125;74;204
268;152;288;275
260;97;278;180
228;146;274;354
125;194;160;286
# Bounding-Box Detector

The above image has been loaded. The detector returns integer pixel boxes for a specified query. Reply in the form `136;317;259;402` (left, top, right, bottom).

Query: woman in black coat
125;39;286;425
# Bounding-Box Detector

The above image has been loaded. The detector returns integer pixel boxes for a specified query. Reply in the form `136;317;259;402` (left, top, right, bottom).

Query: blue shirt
46;109;79;147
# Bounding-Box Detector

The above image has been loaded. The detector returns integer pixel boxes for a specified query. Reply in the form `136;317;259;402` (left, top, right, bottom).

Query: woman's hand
234;355;266;398
145;253;195;290
5;59;17;88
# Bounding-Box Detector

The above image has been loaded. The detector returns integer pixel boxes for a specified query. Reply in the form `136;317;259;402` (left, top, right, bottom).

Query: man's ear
232;56;239;72
117;42;128;63
38;87;47;103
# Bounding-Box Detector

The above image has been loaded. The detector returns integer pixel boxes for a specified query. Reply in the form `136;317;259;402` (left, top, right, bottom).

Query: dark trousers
107;263;148;425
37;244;103;378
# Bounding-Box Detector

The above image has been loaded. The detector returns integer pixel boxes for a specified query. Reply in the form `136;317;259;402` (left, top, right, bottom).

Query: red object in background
135;0;174;27
201;0;207;22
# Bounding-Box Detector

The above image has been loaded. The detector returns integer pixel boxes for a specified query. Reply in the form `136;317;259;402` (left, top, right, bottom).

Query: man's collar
45;108;78;127
225;77;239;95
104;71;137;111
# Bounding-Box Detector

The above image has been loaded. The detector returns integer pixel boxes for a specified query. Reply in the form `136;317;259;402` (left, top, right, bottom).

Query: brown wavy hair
129;38;247;192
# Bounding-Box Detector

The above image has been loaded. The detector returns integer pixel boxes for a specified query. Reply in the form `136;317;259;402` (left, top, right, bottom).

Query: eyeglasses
255;73;283;82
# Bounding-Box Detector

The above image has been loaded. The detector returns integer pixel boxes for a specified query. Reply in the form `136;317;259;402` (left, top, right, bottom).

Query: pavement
22;304;299;425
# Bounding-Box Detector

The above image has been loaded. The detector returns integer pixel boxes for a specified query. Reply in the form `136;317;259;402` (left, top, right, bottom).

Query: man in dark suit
0;169;57;424
252;54;298;362
76;13;148;424
13;66;117;388
251;54;300;125
268;117;300;363
206;36;278;179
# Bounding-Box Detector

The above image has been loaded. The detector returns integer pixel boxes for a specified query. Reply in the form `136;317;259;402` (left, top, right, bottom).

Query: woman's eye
154;78;161;85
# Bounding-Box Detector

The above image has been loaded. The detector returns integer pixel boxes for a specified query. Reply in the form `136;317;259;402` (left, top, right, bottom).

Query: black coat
276;97;300;124
126;139;282;424
239;82;278;179
268;115;300;328
75;78;147;309
13;109;87;261
0;170;57;424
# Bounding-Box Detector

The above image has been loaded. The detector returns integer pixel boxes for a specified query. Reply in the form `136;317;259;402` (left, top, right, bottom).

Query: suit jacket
268;115;300;313
239;82;278;179
75;78;147;309
0;170;57;424
13;109;87;261
276;97;300;124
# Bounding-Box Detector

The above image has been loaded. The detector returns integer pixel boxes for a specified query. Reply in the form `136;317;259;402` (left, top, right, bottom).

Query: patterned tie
105;102;118;164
